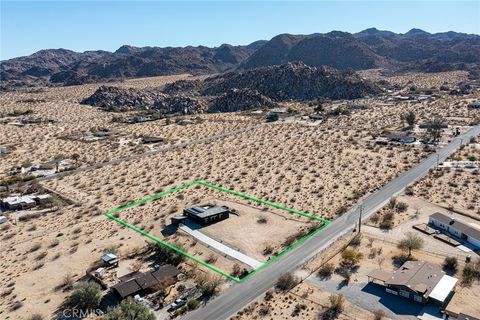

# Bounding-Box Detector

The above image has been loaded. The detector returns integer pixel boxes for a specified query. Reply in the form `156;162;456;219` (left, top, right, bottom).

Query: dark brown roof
367;269;392;283
152;264;181;283
112;279;141;298
430;212;480;240
111;264;181;298
386;261;444;297
136;272;158;290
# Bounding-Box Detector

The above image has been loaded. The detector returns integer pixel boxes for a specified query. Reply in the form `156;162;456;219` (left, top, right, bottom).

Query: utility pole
358;205;363;234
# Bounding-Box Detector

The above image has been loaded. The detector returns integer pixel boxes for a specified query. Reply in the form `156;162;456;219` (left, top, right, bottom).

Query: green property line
104;180;331;283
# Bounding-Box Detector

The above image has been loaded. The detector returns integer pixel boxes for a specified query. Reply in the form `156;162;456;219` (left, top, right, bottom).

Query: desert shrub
28;315;44;320
197;274;222;298
443;257;458;275
264;289;274;301
105;297;154;320
396;201;408;213
350;234;362;247
398;232;424;257
70;281;102;311
275;272;299;292
340;249;363;269
318;263;335;279
103;244;119;255
321;294;344;319
461;260;480;286
186;299;199;310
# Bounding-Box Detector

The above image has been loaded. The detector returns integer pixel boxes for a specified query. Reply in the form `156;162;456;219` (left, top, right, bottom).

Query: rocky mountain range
2;28;479;89
81;62;380;113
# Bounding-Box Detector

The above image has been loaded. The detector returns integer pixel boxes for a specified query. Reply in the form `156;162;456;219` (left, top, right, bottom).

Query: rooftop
430;212;480;240
184;204;230;219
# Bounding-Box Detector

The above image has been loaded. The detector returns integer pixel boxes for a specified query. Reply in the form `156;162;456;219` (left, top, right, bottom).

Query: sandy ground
412;145;480;218
1;71;479;319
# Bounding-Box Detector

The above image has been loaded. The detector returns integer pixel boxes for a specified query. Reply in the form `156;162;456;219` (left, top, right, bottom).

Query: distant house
0;216;7;224
183;204;231;225
368;261;457;304
348;103;369;110
385;134;417;144
142;136;164;144
270;108;288;115
467;100;480;109
0;194;50;210
429;212;480;249
111;265;181;299
308;114;324;121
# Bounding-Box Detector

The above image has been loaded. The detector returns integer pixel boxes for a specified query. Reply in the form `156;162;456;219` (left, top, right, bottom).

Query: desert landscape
1;5;480;318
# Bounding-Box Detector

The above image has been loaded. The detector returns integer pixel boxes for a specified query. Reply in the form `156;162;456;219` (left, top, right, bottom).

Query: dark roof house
368;261;457;304
111;264;181;299
183;204;231;225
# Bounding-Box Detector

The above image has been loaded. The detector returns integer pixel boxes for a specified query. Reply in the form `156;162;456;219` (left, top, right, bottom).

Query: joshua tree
426;117;446;143
405;111;416;129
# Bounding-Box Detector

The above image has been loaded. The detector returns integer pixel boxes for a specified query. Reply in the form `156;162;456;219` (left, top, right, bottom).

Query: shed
101;253;119;266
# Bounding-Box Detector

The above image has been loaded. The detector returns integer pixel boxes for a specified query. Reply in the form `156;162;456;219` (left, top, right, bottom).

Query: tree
405;111;416;128
398;232;424;257
443;257;458;275
321;294;344;319
70;281;102;311
266;113;279;122
340;249;363;269
105;297;155;320
275;272;299;292
426;117;446;143
71;153;80;165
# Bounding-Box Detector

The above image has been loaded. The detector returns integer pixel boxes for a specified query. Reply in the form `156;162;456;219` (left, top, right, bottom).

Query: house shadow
161;223;178;237
361;283;423;317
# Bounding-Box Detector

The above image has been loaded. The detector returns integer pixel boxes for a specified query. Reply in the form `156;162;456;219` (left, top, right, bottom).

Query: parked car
167;298;186;312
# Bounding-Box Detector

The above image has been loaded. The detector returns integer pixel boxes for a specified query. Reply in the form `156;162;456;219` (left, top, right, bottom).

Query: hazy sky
1;1;479;60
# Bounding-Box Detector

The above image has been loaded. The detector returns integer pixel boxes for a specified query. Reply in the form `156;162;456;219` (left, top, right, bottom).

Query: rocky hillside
202;62;381;101
81;85;207;114
208;88;278;112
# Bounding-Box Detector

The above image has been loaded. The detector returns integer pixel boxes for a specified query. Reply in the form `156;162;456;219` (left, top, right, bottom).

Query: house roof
112;279;142;298
430;212;480;240
185;204;230;219
429;275;458;302
151;265;182;283
111;265;181;298
372;261;450;298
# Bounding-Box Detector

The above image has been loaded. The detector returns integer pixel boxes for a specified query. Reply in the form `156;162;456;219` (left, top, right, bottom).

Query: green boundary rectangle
105;180;331;283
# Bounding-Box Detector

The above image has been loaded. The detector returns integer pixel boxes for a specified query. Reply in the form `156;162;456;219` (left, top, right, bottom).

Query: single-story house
1;195;36;210
368;261;457;304
183;204;231;225
308;114;324;121
467;101;480;109
0;216;7;224
429;212;480;249
385;134;417;144
111;265;181;299
142;136;164;144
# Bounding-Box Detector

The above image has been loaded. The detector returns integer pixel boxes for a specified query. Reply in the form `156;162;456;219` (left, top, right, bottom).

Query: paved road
185;125;480;320
33;124;264;183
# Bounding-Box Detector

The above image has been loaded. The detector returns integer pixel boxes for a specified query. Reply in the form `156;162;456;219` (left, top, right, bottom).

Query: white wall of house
429;218;448;231
467;236;480;248
448;226;463;238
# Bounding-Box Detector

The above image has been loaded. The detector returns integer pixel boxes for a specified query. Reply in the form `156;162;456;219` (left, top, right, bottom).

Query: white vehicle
168;298;186;312
134;294;145;304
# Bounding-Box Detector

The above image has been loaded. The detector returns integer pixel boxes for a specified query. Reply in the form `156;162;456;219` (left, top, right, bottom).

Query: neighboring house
429;212;480;249
142;136;164;144
183;204;231;225
0;216;7;224
0;194;51;210
385;134;417;144
467;100;480;109
368;261;458;304
111;265;181;299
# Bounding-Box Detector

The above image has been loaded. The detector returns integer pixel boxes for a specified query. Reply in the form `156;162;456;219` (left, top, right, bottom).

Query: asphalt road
184;125;480;320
